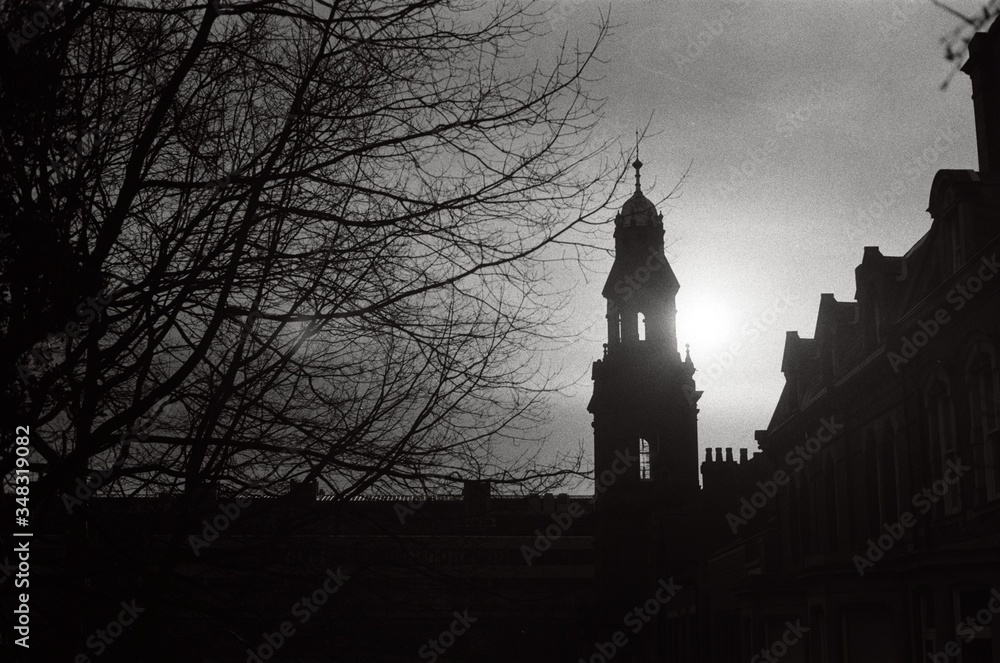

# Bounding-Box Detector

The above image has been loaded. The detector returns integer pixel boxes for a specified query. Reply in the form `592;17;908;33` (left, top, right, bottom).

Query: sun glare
676;296;733;356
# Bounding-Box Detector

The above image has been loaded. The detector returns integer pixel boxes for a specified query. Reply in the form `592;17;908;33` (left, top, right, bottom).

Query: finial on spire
632;130;643;193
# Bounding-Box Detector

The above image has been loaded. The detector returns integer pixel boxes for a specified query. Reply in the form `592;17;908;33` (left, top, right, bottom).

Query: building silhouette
681;21;1000;663
12;19;1000;663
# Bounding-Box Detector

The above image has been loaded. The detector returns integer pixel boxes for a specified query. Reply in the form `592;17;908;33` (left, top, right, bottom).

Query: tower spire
633;130;643;193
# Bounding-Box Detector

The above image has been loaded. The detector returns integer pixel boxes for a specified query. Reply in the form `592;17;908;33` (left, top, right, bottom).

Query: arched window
639;437;652;480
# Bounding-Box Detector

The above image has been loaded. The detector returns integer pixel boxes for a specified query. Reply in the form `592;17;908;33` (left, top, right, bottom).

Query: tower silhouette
589;156;701;504
588;156;702;638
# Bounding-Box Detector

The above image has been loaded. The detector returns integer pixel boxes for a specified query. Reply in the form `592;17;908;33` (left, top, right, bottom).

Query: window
915;586;935;658
804;475;818;555
639;437;652;480
873;299;882;344
638;313;646;341
864;293;882;350
878;422;899;524
925;377;959;514
865;432;880;538
951;215;966;272
825;460;839;549
966;345;1000;501
955;587;993;662
987;428;1000;502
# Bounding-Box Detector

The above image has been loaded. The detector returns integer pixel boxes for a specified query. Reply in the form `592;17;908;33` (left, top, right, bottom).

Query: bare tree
0;0;634;656
1;0;623;505
935;0;1000;87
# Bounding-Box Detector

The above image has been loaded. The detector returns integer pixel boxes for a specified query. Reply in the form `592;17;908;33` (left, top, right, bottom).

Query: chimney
463;479;491;515
739;448;749;463
963;20;1000;172
286;480;317;508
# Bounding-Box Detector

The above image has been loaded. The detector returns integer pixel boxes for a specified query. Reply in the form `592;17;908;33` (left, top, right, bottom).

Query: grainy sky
536;0;985;485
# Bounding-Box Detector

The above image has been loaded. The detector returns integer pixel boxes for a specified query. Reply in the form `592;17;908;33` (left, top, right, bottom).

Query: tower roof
615;158;662;228
602;156;678;299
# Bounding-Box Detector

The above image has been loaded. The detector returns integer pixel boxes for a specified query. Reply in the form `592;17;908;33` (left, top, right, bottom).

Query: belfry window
639;437;652;480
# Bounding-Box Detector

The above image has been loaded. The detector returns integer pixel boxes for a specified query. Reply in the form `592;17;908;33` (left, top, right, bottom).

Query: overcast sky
535;0;986;487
